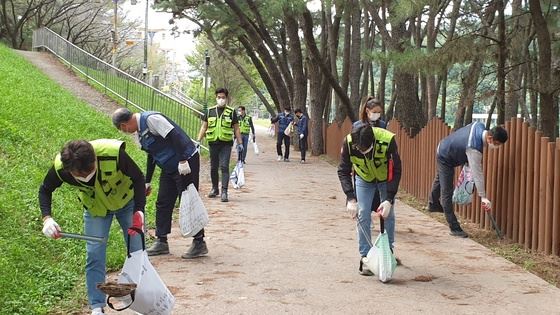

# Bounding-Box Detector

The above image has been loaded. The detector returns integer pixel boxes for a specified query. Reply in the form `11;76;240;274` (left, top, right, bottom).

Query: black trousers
155;153;204;239
209;142;233;190
276;133;291;159
299;135;307;161
429;158;461;230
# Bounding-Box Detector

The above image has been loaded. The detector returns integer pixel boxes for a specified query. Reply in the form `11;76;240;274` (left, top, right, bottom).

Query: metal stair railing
32;27;206;150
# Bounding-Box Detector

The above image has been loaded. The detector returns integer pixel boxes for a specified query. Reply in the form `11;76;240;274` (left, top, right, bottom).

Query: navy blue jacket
271;112;294;133
139;112;196;177
437;122;485;167
297;115;308;136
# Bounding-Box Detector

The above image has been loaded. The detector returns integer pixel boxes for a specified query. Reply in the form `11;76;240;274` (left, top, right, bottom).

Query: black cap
351;125;375;151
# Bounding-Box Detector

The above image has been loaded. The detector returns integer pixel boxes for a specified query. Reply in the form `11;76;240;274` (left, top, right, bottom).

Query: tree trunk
284;8;306;113
335;2;351;123
496;0;506;125
529;0;557;138
426;2;438;119
349;0;362;116
454;58;483;129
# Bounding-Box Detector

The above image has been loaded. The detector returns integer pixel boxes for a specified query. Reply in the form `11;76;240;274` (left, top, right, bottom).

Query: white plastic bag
112;239;175;315
283;124;293;136
179;184;209;237
267;125;275;137
230;160;245;189
365;231;397;283
253;141;259;155
452;165;474;205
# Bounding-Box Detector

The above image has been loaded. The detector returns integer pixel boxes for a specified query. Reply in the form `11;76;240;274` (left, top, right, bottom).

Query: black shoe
450;229;469;238
428;204;444;212
358;257;373;276
146;240;170;256
221;190;228;202
208;188;219;198
181;240;208;259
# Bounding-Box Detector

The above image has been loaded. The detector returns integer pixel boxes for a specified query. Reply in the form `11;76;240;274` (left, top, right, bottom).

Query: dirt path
20;50;560;314
106;126;560;314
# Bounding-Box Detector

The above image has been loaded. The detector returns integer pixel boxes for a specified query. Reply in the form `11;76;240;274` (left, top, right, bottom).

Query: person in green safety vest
197;87;243;202
38;139;146;315
338;125;402;276
237;105;255;164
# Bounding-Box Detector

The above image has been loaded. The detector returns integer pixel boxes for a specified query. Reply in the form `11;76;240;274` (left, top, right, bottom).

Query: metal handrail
32;27;206;150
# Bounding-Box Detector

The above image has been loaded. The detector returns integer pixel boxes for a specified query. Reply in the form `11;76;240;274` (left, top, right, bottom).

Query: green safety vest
347;127;395;182
206;106;235;142
239;115;251;134
54;139;134;217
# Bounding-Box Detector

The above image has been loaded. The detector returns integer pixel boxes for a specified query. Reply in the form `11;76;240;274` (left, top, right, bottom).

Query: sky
122;1;197;65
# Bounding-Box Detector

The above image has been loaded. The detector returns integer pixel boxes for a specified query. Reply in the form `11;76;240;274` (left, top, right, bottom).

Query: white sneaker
277;155;282;161
91;307;104;315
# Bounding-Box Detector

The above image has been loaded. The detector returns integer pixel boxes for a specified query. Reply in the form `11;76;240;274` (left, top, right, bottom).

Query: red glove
128;211;144;236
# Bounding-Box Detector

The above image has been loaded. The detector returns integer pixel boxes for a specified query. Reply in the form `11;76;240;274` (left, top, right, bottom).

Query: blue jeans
355;177;396;257
83;200;143;309
241;133;249;162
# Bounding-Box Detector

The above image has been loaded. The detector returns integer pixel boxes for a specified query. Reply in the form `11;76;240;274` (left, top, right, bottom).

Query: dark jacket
337;134;402;203
437;122;485;167
297;115;308;136
271;112;294;133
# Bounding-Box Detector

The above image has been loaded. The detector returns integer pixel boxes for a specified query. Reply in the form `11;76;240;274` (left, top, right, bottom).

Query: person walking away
197;87;243;202
237;106;255;163
271;107;294;162
337;125;402;276
294;108;308;164
39;139;145;315
428;122;508;238
112;108;207;258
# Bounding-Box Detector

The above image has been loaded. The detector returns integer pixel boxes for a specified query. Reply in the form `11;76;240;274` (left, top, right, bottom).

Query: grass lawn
0;44;158;314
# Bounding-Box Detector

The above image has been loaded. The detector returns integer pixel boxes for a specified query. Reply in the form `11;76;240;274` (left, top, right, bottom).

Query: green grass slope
0;45;156;314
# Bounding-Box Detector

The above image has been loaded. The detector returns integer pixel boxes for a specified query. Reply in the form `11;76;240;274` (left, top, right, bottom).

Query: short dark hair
112;108;133;128
490;126;508;143
60;140;96;173
238;106;246;111
284;106;291;111
350;125;375;150
294;108;303;114
215;87;229;97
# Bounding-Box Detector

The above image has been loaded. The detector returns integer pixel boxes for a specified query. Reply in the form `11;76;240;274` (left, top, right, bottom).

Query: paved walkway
19;50;560;314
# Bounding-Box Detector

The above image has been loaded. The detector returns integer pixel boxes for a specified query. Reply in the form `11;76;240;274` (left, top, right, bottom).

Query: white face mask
359;144;374;155
74;168;96;182
368;112;381;122
217;98;226;107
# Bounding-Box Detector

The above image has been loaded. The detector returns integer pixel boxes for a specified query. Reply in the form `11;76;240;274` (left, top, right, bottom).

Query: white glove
376;200;393;218
42;217;61;239
299;134;304;139
346;200;358;219
481;198;492;212
178;160;191;175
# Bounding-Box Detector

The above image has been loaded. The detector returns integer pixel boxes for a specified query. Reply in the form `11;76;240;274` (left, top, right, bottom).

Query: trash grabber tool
60;232;106;243
486;212;502;239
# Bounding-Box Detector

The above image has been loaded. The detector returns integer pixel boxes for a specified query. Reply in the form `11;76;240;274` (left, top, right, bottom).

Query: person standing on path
38;139;145;315
337;125;402;276
428;122;508;238
271;106;294;162
237;105;255;164
353;97;387;129
294;108;308;164
352;97;388;217
197;87;243;202
112;108;208;259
